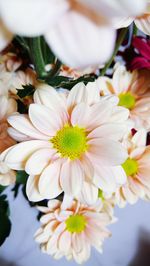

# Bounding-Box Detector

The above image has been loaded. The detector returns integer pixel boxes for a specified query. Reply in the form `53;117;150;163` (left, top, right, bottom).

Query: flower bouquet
0;0;150;264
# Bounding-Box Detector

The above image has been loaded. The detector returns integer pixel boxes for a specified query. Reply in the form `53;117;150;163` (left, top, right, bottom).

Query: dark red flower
130;37;150;70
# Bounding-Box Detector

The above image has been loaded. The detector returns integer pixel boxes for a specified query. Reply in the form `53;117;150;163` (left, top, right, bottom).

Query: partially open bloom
0;0;146;68
114;130;150;207
98;63;150;130
35;199;114;264
113;0;150;35
4;82;128;201
0;95;16;186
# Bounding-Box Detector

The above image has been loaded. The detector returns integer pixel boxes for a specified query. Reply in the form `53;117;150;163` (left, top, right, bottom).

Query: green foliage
17;84;35;98
0;195;11;246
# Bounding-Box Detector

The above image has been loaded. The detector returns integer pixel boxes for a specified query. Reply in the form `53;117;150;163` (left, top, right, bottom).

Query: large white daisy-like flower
97;63;150;130
114;129;150;207
0;0;146;68
113;0;150;35
3;82;128;201
35;198;114;264
0;95;16;186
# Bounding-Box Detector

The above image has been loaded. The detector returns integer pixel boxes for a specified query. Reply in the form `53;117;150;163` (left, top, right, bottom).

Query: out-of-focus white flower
0;0;147;68
35;199;114;264
0;95;16;186
113;0;150;35
114;129;150;207
97;63;150;130
3;82;128;202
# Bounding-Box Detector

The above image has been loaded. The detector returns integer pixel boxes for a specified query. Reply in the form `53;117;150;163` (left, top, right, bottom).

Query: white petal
25;148;54;175
79;181;98;205
39;160;63;199
4;140;48;170
45;12;116;68
87;139;127;166
0;0;69;36
58;230;71;253
26;175;44;202
135;15;150;36
29;104;63;136
8;113;49;140
60;160;83;196
67;82;87;111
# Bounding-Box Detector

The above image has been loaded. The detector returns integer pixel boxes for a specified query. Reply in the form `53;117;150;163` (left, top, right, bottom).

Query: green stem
29;37;47;79
100;28;128;76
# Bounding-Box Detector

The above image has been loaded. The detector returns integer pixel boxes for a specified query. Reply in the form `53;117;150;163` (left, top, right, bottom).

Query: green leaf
0;196;11;246
0;185;6;194
16;171;28;185
17;84;35;98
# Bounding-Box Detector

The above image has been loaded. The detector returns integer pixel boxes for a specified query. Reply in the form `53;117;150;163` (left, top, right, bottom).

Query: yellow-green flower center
122;158;138;177
65;214;87;233
119;92;135;110
98;189;104;201
51;125;88;160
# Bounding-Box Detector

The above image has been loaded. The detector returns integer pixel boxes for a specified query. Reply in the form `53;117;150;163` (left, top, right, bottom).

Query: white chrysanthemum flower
0;0;146;68
3;82;129;202
35;199;114;264
0;95;16;186
97;63;150;130
115;129;150;207
113;0;150;35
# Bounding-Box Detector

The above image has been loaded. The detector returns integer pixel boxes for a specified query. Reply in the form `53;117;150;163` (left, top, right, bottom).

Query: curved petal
26;175;44;202
67;82;87;111
0;0;69;36
4;140;49;170
87;139;127;166
39;159;63;199
135;16;150;36
29;104;63;136
60;160;83;196
79;181;98;205
45;11;116;68
25;148;54;175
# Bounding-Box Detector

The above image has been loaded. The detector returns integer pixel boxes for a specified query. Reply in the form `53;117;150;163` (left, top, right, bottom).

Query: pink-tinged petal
88;123;127;141
58;230;71;253
60;160;83;196
94;165;117;193
137;168;150;189
26;175;44;202
86;82;100;105
25;148;54;175
111;166;127;185
122;185;138;205
0;19;13;51
0;0;69;36
80;154;94;181
132;129;147;147
110;106;129;122
71;103;91;129
4;140;48;170
29;104;63;136
67;83;87;112
39;160;63;199
87;139;127;166
79;181;98;205
8;113;49;140
129;176;145;198
34;84;68;123
61;194;73;210
48;199;60;210
0;96;8;120
7;127;31;142
45;12;116;68
130;147;146;160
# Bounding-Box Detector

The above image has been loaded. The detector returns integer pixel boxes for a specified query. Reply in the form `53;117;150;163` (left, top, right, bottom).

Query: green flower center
118;92;135;110
122;158;138;177
98;189;104;201
51;125;88;160
65;214;87;233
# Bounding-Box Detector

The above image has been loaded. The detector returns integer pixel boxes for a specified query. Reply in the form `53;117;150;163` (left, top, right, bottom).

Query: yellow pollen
65;214;87;233
51;125;88;160
118;92;136;110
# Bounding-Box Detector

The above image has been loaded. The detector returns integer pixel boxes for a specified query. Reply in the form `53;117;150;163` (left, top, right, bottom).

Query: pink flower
114;129;150;207
130;37;150;71
98;63;150;130
4;83;128;202
35;199;113;264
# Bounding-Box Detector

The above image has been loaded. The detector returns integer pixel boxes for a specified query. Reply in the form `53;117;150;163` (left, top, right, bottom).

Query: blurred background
0;188;150;266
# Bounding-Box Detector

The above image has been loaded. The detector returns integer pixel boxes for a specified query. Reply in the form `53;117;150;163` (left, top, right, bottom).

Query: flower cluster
0;1;150;264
